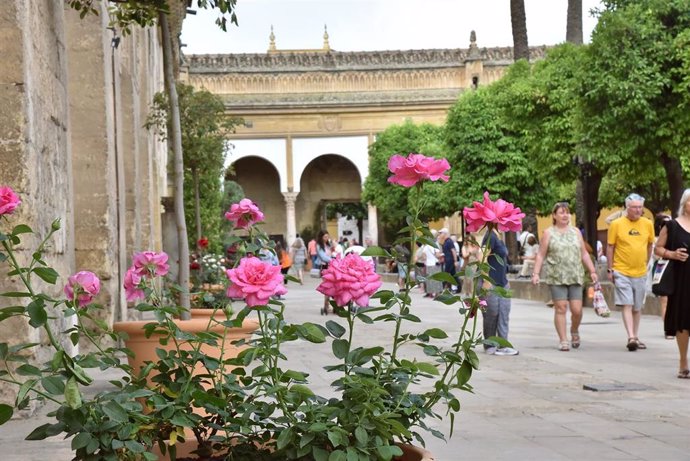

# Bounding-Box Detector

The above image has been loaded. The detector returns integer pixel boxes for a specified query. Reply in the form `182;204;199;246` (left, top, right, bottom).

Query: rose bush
0;153;522;460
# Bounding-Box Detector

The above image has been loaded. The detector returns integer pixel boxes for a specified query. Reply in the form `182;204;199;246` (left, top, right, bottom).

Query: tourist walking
518;234;539;278
315;231;333;315
289;235;307;285
419;240;442;298
308;238;318;269
648;213;673;338
482;229;518;356
531;202;598;351
652;189;690;378
439;228;458;293
606;193;655;351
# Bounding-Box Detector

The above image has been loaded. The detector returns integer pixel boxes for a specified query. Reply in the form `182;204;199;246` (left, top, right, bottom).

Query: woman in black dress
654;189;690;378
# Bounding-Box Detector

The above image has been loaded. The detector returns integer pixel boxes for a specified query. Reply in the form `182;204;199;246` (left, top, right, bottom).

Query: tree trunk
566;0;583;44
660;152;685;217
160;12;191;317
510;0;530;61
193;168;202;244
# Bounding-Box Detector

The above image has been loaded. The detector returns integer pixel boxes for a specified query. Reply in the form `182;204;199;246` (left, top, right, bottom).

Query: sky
181;0;604;55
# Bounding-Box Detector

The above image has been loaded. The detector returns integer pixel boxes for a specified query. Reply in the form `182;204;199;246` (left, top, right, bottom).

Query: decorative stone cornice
187;46;549;74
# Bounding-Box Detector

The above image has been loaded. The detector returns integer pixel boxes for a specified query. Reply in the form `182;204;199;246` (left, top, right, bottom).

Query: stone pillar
283;192;298;245
367;204;378;246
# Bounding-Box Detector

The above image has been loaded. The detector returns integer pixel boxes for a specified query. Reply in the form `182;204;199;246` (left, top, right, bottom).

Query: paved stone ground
2;276;689;460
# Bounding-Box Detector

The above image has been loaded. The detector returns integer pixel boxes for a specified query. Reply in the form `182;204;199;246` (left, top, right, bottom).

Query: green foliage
444;82;556;214
148;83;241;249
580;0;690;204
362;121;448;234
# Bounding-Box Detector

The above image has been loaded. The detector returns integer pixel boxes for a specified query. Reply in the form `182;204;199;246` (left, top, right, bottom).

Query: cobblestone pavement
2;277;689;460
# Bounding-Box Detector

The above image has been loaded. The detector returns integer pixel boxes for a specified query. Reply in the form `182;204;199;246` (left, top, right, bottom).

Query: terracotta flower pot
113;317;258;378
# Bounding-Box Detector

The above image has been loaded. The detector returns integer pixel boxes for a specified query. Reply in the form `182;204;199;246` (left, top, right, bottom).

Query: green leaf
0;292;32;298
71;432;93;450
33;267;59;285
416;362;440;376
360;246;390;257
429;271;458;284
103;401;128;423
354;426;368;445
276;427;293;450
328;449;346;461
25;423;51;440
64;377;82;409
325;320;346;338
332;339;349;359
0;404;13;425
290;384;314;397
456;360;473;386
11;224;33;236
423;328;448;339
312;446;329;461
346;447;359;461
297;323;326;343
16;364;41;376
26;299;47;328
41;376;65;395
16;379;37;405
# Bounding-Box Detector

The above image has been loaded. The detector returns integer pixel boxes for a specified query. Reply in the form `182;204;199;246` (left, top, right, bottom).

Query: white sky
181;0;604;55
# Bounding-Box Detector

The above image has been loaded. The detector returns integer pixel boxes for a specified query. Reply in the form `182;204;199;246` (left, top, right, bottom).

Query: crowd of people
249;189;690;378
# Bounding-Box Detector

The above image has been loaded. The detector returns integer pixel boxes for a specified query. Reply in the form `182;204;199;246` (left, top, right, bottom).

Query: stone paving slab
1;278;689;460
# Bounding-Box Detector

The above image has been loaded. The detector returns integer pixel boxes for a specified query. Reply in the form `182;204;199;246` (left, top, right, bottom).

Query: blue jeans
483;291;511;348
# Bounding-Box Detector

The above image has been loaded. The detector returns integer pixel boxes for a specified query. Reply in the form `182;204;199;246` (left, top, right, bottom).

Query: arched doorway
227;156;285;241
297;154;362;240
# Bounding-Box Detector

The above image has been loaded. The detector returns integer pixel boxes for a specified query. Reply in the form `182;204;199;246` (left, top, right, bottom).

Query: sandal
571;332;580;349
678;369;690;379
558;341;570;352
626;338;638;351
633;338;646;350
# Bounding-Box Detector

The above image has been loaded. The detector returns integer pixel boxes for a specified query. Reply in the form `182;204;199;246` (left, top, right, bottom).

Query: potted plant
0;154;524;460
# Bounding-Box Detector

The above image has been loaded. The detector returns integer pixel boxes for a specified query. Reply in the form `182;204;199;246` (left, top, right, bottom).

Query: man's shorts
549;284;583;302
613;271;646;310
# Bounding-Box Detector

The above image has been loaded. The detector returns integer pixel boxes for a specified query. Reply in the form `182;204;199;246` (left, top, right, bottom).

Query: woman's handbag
652;220;676;297
651;258;674;296
592;282;611;318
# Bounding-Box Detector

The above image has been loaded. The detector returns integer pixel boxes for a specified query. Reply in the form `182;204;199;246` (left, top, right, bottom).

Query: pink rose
131;251;169;277
387;153;450;187
123;267;145;302
224;198;265;230
64;271;100;308
463;192;525;233
226;257;287;307
317;253;382;307
0;186;21;216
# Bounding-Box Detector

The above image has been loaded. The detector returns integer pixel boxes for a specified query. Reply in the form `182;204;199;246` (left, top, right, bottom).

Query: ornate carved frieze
187;46;548;74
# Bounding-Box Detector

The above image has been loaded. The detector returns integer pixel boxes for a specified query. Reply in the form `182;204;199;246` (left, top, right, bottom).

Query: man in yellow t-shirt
606;193;654;352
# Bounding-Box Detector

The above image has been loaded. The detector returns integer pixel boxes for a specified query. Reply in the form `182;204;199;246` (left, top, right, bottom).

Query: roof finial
468;30;479;58
323;24;331;51
268;25;276;52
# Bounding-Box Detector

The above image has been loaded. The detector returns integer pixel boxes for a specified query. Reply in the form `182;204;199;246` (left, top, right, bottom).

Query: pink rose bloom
317;253;382;307
0;186;21;216
123;267;145;302
132;251;169;277
224;198;265;230
226;257;287;307
64;271;100;308
387;153;450;187
463;191;525;233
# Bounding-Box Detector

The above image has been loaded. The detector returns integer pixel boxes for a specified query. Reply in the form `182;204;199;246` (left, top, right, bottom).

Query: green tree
581;0;690;214
148;83;241;249
362;121;449;240
444;76;555;215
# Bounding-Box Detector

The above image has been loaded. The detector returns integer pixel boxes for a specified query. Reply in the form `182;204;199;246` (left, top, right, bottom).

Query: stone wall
0;0;76;405
0;0;169;406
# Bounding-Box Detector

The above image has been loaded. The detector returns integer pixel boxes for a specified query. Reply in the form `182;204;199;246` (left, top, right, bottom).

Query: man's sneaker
485;346;497;355
494;347;519;356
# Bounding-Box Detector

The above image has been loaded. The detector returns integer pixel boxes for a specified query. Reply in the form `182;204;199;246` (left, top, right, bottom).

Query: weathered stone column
367;204;378;245
283;191;298;245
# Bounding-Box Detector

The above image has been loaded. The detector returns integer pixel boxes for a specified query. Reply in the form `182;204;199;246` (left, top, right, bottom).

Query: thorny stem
344;302;355;375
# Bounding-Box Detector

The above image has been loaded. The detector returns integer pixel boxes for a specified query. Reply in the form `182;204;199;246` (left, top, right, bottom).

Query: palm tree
566;0;583;44
510;0;530;61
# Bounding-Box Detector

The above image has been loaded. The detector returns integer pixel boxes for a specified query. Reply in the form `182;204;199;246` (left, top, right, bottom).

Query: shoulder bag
652;221;676;297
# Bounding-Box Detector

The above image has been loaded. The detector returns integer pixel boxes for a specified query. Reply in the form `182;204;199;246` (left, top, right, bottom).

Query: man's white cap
439;227;449;235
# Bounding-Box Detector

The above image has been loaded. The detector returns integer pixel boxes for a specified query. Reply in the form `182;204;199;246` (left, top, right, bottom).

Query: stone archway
297;154;361;237
228;156;285;240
